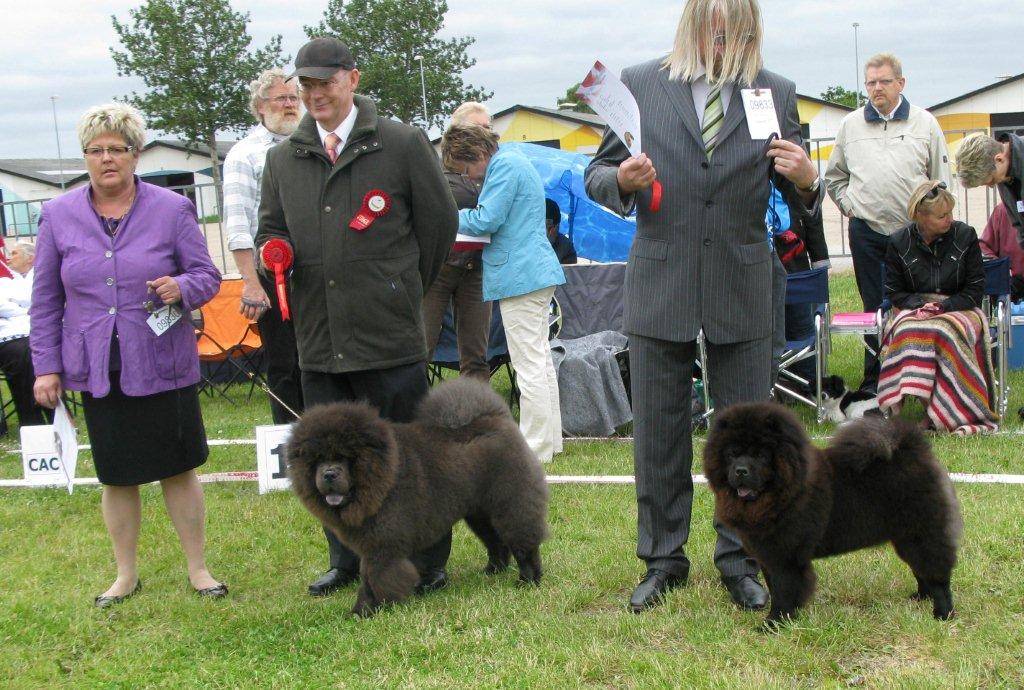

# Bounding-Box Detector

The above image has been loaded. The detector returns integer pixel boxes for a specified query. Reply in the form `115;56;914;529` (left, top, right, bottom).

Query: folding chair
428;303;517;405
195;279;266;404
829;264;886;378
774;266;831;422
982;257;1012;418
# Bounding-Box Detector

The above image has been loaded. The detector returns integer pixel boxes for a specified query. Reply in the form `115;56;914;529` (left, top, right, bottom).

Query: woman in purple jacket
31;104;224;607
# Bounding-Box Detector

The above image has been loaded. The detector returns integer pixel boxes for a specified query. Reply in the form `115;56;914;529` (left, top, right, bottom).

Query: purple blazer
31;180;221;397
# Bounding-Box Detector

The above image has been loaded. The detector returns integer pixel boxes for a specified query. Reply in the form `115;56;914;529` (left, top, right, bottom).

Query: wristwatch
798;177;821;194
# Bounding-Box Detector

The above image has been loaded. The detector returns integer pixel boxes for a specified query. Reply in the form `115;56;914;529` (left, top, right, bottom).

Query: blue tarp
502;142;636;263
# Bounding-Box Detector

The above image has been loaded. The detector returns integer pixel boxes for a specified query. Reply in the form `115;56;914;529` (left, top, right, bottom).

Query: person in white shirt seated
0;241;46;426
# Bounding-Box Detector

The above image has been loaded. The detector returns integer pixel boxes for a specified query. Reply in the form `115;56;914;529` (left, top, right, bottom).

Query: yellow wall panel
560;126;603;151
500;112;576;143
797;99;823;124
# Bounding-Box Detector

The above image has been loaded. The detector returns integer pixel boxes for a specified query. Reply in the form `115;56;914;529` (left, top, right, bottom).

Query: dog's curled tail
830;415;931;473
416;378;513;429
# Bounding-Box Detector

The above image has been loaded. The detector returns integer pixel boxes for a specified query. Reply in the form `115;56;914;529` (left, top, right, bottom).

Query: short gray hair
248;68;289;120
450;102;490;126
13;241;35;258
77;103;146;151
864;53;903;79
955;134;1002;188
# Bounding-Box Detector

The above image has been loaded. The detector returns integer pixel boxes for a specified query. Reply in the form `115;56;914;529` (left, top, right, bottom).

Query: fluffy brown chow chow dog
287;378;549;617
702;402;961;628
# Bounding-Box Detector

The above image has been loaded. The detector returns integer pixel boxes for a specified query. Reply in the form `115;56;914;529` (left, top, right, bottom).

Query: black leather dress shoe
193;582;229;599
308;568;357;597
414;569;450;595
94;580;142;609
722;574;768;610
629;568;687;613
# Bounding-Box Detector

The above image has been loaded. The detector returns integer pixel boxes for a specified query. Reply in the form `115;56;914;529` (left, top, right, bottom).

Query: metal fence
1;130;1009;266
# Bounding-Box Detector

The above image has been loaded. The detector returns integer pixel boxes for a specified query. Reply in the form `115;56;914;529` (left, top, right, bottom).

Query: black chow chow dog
287;378;549;617
703;402;961;628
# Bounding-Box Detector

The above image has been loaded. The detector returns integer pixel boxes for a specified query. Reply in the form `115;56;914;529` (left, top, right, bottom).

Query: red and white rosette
349;189;392;231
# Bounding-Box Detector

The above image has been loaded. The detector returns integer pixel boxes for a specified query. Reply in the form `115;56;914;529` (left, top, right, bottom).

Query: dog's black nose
734;466;749;478
322;469;337;482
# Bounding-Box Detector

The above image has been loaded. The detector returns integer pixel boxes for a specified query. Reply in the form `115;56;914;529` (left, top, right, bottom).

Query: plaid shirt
223;124;287;252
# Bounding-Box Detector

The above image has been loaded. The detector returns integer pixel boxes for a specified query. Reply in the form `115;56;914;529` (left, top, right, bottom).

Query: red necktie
324;132;341;164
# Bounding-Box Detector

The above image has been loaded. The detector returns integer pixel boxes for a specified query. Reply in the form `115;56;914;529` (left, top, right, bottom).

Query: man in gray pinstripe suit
585;0;820;613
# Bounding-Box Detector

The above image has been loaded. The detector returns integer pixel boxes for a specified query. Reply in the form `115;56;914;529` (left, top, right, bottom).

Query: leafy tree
558;83;596;115
111;0;286;212
820;85;863;108
306;0;490;130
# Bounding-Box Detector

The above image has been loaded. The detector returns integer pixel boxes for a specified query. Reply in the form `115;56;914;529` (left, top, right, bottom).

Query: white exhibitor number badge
1017;200;1024;214
740;88;780;140
147;304;182;336
255;424;293;494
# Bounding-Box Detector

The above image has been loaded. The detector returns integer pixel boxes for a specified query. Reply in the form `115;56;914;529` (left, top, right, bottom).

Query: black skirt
81;374;209;486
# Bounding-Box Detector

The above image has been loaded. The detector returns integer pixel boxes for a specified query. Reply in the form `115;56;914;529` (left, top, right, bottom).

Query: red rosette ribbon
260;239;293;321
649;180;663;213
349;189;392;231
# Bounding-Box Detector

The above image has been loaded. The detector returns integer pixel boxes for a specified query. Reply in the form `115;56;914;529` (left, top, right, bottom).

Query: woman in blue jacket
441;124;566;462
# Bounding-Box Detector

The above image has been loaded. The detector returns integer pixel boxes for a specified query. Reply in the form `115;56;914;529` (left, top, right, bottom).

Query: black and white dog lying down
820;375;881;423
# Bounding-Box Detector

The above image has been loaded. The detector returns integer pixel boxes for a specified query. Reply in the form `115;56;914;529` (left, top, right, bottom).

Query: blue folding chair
983;257;1012;418
774;266;831;423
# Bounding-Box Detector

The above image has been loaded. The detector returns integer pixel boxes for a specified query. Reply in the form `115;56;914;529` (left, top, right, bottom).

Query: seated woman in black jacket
878;180;998;433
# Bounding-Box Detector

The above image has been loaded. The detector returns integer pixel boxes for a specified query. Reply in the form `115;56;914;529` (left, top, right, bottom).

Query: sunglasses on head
924;181;947;200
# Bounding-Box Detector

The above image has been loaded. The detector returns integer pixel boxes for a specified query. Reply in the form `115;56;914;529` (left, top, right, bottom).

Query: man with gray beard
223;68;305;424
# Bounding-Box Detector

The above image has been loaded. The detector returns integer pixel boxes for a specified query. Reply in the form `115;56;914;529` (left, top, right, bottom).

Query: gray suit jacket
585;58;808;344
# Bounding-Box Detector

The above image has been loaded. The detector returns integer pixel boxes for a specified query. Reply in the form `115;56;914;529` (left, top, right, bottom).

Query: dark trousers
849;218;889;393
630;332;769;580
0;337;47;427
301;362;452;575
257;274;304;424
421;263;492;381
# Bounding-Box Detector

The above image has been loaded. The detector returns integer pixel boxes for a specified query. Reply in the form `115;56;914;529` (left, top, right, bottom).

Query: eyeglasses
264;95;300;105
712;33;754;46
864;79;897;88
83;145;135;158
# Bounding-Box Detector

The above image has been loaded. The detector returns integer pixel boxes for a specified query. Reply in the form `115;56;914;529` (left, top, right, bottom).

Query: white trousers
499;286;562;462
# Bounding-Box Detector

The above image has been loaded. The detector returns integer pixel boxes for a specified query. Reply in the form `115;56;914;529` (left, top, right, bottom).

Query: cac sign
21;425;63;486
255;424;292;494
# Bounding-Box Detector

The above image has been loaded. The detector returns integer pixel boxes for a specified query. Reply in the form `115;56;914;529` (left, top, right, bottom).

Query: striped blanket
877;307;998;434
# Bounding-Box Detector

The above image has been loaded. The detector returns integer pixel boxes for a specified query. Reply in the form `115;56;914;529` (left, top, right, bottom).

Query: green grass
1;272;1023;688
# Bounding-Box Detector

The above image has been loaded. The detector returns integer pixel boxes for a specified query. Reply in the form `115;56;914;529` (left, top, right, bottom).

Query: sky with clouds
0;0;1019;159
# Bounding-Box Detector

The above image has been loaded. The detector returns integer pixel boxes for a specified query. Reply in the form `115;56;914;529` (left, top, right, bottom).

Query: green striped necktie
702;84;724;159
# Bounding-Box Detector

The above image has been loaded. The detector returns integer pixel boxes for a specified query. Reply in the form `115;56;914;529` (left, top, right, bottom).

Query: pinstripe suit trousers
630;332;769;578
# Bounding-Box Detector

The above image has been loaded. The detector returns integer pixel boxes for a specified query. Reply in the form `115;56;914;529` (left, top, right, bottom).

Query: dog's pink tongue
325;494;345;506
737;488;754;498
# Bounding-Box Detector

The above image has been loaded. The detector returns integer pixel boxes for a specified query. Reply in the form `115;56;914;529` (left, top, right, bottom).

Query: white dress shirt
316;105;360;159
691;67;734;127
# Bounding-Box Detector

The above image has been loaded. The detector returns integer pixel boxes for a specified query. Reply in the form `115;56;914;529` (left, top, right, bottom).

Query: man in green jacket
257;37;458;597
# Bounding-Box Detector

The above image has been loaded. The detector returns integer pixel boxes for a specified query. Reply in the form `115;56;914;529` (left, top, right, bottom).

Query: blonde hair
907;180;956;220
77;103;146;151
440;123;500;172
248;68;289;120
662;0;763;86
955;134;1002;188
450;102;491;126
864;53;903;79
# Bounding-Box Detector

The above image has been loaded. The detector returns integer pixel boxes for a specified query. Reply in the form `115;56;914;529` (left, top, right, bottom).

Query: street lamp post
852;22;861;108
50;95;65;191
414;55;428;126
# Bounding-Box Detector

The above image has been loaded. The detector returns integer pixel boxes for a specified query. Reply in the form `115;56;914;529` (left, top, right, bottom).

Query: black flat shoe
629;568;687;613
308;568;358;597
414;569;449;595
722;574;768;610
95;580;142;609
192;581;229;598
